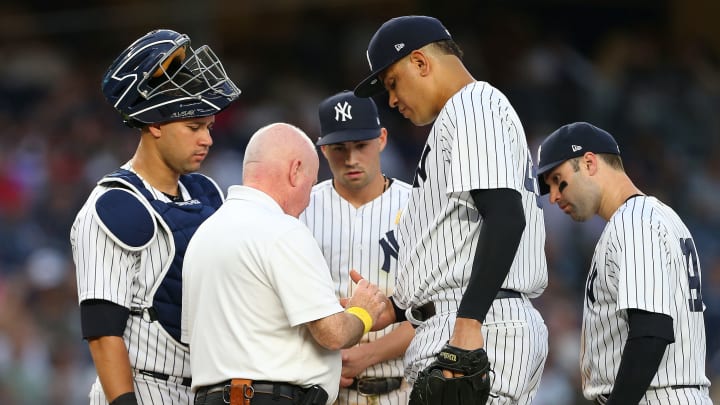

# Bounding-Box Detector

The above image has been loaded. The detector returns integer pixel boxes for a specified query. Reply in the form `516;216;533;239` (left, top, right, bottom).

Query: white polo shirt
182;185;343;403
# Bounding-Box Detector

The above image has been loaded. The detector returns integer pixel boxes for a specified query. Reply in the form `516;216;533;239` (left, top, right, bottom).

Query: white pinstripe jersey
299;179;411;380
394;81;548;370
581;196;710;400
71;164;223;403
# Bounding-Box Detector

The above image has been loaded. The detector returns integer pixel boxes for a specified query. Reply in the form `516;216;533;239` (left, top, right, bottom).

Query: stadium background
0;0;718;403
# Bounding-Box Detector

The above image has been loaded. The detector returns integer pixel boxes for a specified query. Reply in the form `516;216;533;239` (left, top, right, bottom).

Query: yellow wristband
346;306;373;335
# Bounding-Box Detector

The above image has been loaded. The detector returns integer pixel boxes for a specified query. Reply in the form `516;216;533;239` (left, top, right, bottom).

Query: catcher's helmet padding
101;29;241;127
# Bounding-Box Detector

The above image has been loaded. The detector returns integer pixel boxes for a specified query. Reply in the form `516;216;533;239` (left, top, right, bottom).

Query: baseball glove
409;343;492;405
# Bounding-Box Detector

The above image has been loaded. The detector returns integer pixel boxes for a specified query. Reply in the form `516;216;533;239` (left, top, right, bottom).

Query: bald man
182;123;390;405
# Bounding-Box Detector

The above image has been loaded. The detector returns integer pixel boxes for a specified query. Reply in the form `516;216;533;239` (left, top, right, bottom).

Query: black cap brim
354;70;387;98
316;128;381;146
536;159;566;195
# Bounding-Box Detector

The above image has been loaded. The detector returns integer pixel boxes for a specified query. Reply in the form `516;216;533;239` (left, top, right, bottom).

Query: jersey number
680;238;704;312
412;145;432;188
523;157;542;208
586;263;598;307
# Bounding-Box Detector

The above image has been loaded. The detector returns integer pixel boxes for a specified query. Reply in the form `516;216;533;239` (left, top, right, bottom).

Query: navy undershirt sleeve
80;299;130;339
390;296;406;323
457;188;526;322
606;309;674;405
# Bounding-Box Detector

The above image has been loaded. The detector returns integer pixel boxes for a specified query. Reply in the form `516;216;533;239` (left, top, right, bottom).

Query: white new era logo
394;43;405;52
572;145;582;152
334;101;352;122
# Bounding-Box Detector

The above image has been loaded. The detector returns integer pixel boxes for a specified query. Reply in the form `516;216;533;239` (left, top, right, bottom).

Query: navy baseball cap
536;122;621;195
354;16;452;98
316;91;381;146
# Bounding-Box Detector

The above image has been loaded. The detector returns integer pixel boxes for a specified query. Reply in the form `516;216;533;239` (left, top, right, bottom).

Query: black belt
410;289;522;325
495;289;522;299
596;385;702;404
196;380;307;400
137;369;191;387
669;385;701;390
347;377;402;395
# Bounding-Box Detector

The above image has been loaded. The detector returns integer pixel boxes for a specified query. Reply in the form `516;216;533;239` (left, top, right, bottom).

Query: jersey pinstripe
299;179;411;404
71;164;223;404
394;81;549;403
581;196;711;402
394;81;547;310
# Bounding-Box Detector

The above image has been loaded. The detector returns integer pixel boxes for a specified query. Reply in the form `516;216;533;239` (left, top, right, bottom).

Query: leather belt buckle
194;381;232;403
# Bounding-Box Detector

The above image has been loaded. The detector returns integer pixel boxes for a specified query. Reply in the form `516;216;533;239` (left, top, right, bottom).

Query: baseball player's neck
333;174;389;208
437;59;475;106
598;173;643;221
129;149;181;197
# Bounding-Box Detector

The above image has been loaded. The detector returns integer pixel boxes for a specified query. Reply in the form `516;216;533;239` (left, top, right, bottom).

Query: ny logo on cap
394;43;405;52
572;145;582;152
334;101;352;122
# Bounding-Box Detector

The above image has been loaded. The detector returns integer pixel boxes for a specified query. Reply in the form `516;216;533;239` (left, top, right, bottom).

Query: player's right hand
346;270;387;329
349;270;396;330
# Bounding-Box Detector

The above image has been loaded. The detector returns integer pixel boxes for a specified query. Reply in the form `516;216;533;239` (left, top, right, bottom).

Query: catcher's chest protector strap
100;169;223;342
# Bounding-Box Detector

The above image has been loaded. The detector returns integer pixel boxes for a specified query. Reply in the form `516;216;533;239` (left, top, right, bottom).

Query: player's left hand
341;343;374;383
409;343;492;405
446;317;485;377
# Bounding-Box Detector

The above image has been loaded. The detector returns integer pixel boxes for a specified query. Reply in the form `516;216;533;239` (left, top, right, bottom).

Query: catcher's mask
101;29;241;128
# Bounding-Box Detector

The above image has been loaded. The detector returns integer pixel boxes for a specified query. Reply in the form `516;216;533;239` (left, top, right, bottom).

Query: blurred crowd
0;3;719;404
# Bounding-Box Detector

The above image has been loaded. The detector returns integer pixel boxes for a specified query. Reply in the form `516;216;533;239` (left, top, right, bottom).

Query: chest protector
99;169;222;342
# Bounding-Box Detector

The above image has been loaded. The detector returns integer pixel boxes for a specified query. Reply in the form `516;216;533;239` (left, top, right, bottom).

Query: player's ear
377;128;388;152
319;145;330;159
147;123;163;139
585;152;599;176
409;50;430;76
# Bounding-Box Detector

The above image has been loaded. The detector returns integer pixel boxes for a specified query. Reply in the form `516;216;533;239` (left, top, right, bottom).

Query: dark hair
598;153;624;171
431;39;464;59
569;157;581;172
569;154;625;172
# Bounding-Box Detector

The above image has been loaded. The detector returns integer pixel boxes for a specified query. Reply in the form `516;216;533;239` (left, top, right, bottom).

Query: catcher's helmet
101;29;241;127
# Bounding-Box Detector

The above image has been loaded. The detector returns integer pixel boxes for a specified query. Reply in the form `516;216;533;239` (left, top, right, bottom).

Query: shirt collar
226;185;284;214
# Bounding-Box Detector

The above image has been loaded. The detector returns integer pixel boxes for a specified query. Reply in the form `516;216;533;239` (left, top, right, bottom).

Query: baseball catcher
409;343;492;405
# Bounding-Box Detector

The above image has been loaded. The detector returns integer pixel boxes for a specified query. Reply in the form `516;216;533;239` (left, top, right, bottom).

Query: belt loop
272;383;281;401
